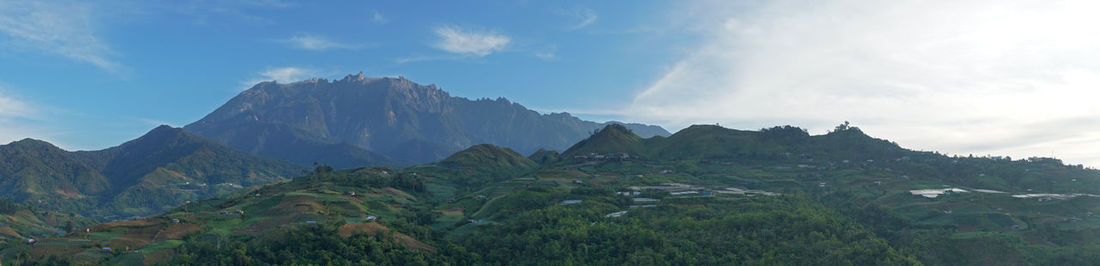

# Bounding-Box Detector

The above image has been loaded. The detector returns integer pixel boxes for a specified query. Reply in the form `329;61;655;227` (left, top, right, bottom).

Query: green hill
440;144;537;171
561;124;646;158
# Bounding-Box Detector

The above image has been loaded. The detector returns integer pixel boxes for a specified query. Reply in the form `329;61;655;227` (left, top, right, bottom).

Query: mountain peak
562;124;645;157
152;124;175;131
441;144;536;170
345;71;370;81
601;123;632;135
113;125;209;154
6;138;60;150
144;125;187;138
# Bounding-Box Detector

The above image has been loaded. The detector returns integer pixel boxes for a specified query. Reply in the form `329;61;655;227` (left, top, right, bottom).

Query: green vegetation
0;198;16;215
0;198;97;244
463;190;918;265
6;123;1100;265
170;224;466;265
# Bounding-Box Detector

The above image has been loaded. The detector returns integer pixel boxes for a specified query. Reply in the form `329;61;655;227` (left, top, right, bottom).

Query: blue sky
0;0;690;149
3;0;1100;167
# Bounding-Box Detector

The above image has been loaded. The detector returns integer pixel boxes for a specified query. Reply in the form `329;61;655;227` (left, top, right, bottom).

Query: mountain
185;74;670;168
0;126;304;220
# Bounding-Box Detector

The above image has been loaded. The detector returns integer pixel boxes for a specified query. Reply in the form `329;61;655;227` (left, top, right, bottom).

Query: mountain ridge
0;125;305;220
185;74;670;168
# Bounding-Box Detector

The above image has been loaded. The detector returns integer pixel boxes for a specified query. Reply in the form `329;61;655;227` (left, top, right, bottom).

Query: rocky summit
186;74;669;168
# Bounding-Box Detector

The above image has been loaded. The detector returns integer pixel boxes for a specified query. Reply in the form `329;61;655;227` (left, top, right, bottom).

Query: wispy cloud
0;91;34;120
371;10;388;24
281;35;361;51
0;86;56;145
534;45;558;60
238;0;296;8
395;55;463;64
558;7;598;30
432;25;510;57
240;67;323;89
630;0;1100;166
0;1;124;73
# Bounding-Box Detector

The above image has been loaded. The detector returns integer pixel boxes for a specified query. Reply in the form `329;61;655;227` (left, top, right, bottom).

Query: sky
1;0;1099;167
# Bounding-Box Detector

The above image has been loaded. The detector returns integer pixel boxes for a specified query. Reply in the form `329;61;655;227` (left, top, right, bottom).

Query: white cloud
0;92;35;120
0;88;53;145
241;67;323;89
630;0;1100;166
0;1;123;73
282;35;358;51
534;45;558;60
261;67;320;82
560;7;598;30
372;10;388;24
535;51;557;60
432;25;510;57
395;55;462;64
